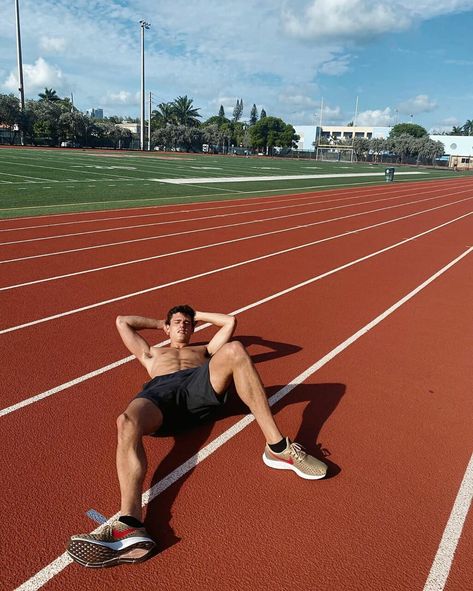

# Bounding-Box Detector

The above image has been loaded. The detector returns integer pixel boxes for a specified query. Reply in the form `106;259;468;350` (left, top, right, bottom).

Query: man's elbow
228;315;237;331
115;315;127;330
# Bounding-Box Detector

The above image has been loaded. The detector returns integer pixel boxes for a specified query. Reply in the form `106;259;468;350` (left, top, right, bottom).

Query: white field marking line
0;171;60;182
1;209;471;334
155;171;426;184
423;452;473;591
2;184;468;264
1;182;469;248
0;185;444;232
1;174;468;215
2;195;472;292
13;247;473;591
1;211;472;417
0;158;138;181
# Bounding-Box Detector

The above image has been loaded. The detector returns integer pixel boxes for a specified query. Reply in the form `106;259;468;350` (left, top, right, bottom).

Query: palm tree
462;120;473;136
151;102;176;128
451;126;464;135
38;88;61;102
172;95;201;127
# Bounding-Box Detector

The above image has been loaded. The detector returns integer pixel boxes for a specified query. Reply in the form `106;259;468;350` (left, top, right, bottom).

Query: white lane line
1;175;467;216
1;220;472;416
0;185;446;246
155;171;426;184
3;181;472;250
13;246;472;591
1;208;471;335
423;452;473;591
2;186;458;263
1;177;467;221
2;196;472;291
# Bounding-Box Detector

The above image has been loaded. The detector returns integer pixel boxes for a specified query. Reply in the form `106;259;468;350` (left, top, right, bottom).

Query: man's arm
115;315;164;364
195;311;236;356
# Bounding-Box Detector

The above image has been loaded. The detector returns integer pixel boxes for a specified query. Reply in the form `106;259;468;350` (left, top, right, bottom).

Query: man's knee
116;410;142;440
220;340;248;363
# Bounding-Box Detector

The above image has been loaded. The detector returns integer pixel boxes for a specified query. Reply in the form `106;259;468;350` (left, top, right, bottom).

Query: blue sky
2;0;473;132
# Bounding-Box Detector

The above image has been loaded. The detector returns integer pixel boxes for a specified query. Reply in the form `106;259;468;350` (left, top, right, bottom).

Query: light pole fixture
140;19;150;151
14;0;25;145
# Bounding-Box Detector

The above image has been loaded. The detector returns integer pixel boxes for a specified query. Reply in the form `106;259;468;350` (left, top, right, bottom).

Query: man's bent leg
210;341;327;480
67;398;161;568
209;341;283;444
116;398;163;521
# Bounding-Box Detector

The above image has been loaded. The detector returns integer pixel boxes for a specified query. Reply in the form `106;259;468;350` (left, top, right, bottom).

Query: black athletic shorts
135;360;228;433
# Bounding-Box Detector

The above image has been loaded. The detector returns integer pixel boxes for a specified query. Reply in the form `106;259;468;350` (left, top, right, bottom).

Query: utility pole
140;20;150;151
148;91;152;151
14;0;25;145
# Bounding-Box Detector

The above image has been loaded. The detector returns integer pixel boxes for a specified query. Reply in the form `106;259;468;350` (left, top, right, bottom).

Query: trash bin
385;167;395;182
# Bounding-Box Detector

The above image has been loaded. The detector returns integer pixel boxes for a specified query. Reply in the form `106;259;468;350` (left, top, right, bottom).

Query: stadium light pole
14;0;25;144
140;20;150;151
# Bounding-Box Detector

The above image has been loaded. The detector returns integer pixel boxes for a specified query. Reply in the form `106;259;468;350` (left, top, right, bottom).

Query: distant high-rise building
87;108;104;120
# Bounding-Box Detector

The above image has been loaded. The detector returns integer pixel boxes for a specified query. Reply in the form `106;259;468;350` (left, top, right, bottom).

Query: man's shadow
144;336;345;555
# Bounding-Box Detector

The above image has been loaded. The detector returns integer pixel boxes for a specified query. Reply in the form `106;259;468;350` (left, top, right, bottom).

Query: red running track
0;178;472;591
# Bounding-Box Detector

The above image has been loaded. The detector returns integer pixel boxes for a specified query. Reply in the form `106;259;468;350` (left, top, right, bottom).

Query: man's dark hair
165;304;196;326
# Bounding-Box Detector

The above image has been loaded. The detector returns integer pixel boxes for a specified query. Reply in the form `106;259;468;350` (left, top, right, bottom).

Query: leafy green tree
369;138;387;162
218;105;225;119
30;99;62;145
152;123;203;152
58;111;93;145
249;116;298;152
260;108;267;119
38;88;61;102
249;104;258;125
353;137;370;161
203;115;231;128
0;94;21;144
389;123;427;139
172;95;201;127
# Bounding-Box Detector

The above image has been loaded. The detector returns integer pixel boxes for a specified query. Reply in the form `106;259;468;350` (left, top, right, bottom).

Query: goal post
316;146;354;162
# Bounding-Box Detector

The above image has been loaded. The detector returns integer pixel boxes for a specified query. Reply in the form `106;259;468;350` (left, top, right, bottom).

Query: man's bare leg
209;341;328;480
209;341;283;444
116;398;164;521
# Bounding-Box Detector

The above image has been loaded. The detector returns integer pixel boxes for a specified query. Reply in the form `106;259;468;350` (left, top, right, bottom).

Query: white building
430;135;473;169
293;125;391;151
294;125;473;168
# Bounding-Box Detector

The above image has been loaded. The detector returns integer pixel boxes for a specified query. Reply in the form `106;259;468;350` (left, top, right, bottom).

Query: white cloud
356;108;393;126
39;36;66;53
282;0;473;43
3;57;64;93
319;55;352;76
101;90;140;106
283;1;411;42
397;94;438;114
320;104;346;124
279;93;319;108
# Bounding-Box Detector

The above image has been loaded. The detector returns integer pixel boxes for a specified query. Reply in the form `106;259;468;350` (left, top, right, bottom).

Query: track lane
1;207;472;409
2;176;469;230
2;182;464;265
2;189;472;287
1;196;472;331
2;241;471;590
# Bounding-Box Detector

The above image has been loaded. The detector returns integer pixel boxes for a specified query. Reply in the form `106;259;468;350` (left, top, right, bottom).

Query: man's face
164;312;194;343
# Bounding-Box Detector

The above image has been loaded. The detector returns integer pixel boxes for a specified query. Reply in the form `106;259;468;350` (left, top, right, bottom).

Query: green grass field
0;147;466;218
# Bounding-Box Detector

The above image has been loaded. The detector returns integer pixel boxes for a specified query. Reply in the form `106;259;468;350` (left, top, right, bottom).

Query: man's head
164;305;196;345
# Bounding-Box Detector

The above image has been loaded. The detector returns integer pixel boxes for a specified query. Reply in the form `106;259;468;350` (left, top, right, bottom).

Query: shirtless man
67;305;327;568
